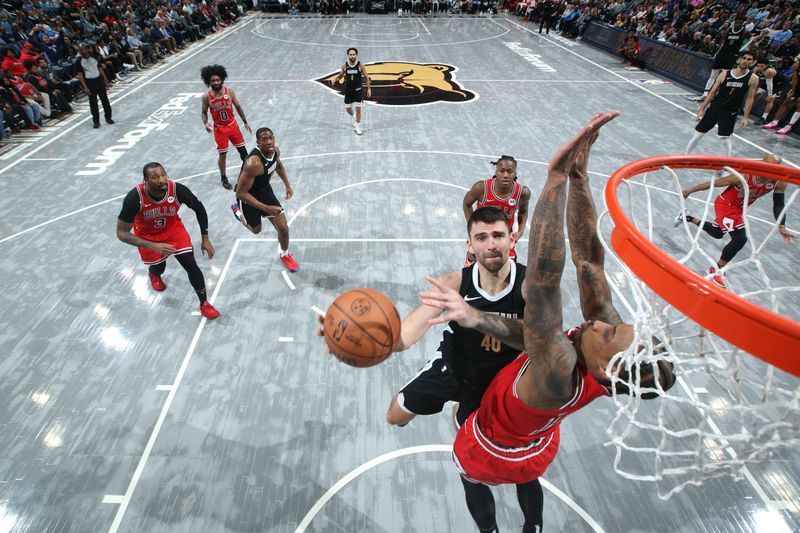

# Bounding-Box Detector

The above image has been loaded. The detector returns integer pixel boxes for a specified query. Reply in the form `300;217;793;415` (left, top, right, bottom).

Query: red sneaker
199;301;220;319
707;266;726;288
148;272;166;291
280;253;299;272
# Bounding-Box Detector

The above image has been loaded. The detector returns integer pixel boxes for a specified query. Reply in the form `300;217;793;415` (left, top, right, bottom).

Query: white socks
790;112;800;126
685;131;705;154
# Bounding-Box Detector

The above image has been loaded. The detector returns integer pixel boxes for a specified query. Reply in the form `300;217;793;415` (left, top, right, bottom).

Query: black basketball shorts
696;106;738;137
344;87;363;105
239;185;282;227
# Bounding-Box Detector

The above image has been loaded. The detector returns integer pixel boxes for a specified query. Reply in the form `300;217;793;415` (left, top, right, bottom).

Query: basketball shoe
673;209;690;227
776;125;793;135
354;124;363;135
707;266;726;288
199;301;221;319
148;271;166;291
220;176;233;190
762;120;780;129
281;253;299;272
231;203;243;223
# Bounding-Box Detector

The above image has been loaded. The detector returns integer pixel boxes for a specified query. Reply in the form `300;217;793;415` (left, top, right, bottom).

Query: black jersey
712;69;753;111
439;261;526;391
717;26;745;55
344;61;362;91
242;148;277;195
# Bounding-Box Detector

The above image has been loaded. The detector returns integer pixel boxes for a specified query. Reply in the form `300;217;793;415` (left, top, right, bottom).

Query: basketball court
0;13;798;533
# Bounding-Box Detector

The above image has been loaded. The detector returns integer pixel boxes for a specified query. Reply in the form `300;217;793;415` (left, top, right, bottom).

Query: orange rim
605;155;800;377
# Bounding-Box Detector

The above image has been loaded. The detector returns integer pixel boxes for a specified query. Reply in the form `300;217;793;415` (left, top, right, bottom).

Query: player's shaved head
763;153;782;164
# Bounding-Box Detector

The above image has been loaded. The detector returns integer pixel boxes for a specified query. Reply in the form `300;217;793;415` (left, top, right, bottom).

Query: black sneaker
220;176;233;190
93;122;100;129
106;118;115;124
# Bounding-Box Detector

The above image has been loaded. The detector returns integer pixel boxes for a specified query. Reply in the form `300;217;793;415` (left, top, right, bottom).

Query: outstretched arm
774;181;796;243
520;112;619;406
566;116;621;324
681;174;740;197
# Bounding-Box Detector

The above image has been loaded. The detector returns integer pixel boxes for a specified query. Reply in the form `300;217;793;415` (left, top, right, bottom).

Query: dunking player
422;111;675;532
462;156;531;265
200;64;251;190
116;162;221;319
694;16;748;102
674;153;795;288
384;207;526;429
231;127;299;272
686;51;758;157
337;48;371;135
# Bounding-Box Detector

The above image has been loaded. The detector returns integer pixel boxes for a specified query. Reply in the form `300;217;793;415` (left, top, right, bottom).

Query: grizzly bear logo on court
314;61;478;106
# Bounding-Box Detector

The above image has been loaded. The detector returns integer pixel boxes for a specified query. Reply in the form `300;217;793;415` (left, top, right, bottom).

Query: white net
597;160;800;499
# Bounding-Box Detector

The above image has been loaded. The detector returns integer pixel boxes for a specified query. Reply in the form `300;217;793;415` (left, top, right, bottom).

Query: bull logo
314;61;477;106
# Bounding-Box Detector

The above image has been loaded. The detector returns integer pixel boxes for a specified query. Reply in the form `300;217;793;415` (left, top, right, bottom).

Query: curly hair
200;64;228;86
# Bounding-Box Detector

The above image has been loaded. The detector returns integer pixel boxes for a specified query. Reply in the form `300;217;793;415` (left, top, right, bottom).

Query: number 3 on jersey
481;333;501;352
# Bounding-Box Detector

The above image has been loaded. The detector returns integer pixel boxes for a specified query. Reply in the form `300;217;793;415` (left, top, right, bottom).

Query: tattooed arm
518;112;620;408
566;116;622;325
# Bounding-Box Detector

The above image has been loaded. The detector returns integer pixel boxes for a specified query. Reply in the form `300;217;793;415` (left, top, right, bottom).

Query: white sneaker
673;210;687;228
707;266;726;288
354;125;363;135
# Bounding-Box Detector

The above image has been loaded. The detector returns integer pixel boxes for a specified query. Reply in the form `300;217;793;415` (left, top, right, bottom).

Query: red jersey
133;180;184;237
207;87;236;127
477;178;523;231
716;174;777;210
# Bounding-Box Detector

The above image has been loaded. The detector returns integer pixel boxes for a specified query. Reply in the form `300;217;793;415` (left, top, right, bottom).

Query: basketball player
674;153;795;288
116;162;221;319
384;206;526;429
337;48;371;135
761;57;799;136
231;127;299;273
462;155;531;264
694;17;747;102
752;57;780;124
424;111;675;533
686;51;758;157
200;64;252;190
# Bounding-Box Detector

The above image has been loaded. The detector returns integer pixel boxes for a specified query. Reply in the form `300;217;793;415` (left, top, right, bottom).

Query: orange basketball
323;289;402;368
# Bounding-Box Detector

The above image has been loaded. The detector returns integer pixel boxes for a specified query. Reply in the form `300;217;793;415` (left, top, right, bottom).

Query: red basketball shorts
213;122;245;153
136;224;193;265
714;199;746;232
452;410;560;485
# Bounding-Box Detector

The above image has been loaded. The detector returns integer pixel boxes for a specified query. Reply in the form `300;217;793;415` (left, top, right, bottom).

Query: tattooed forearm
474;314;525;351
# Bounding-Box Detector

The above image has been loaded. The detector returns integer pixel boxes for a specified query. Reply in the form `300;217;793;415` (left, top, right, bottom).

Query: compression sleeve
118;189;140;223
175;182;209;235
773;192;787;226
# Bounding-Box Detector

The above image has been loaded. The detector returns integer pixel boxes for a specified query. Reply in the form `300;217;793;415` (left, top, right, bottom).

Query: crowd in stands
0;0;247;146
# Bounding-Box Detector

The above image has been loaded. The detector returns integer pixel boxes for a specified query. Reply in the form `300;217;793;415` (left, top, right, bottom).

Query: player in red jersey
116;162;221;319
462;156;531;264
201;64;251;190
675;153;795;287
421;112;675;532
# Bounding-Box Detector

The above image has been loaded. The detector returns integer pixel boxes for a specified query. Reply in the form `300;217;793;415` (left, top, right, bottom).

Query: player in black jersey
686;51;758;157
336;48;371;135
694;17;748;102
383;207;526;428
231;127;299;272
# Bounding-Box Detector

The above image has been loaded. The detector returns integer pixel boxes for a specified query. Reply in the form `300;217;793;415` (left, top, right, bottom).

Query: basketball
323;289;401;368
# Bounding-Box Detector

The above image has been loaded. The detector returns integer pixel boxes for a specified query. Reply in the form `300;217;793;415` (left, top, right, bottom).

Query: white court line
21;157;66;161
154;385;173;391
693;387;708;394
501;17;799;169
102;495;124;504
0;17;254;178
459;79;630;83
282;270;296;290
278;337;294;342
294;445;605;533
105;239;241;533
1;149;790;245
416;17;431;35
330;17;340;35
311;305;326;317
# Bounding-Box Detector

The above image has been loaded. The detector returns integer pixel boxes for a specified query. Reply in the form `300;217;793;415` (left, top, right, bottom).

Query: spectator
5;67;51;117
688;31;704;52
0;73;42;129
24;59;70;115
768;20;793;48
2;48;27;77
617;29;641;66
36;56;75;103
701;33;718;56
775;35;799;58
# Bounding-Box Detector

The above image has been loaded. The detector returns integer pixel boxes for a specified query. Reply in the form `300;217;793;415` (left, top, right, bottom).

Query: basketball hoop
598;155;800;499
606;155;800;376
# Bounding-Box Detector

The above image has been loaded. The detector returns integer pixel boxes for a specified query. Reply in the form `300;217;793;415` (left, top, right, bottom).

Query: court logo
314;61;478;106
